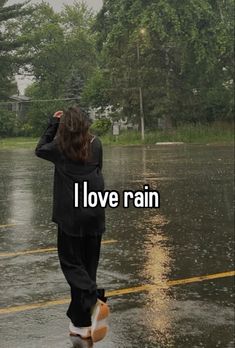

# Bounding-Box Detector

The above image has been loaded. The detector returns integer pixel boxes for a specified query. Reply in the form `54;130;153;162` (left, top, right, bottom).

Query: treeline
0;0;234;136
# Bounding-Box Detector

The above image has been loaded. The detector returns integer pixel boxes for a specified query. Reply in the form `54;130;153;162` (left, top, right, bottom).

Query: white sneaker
70;335;93;348
69;322;91;339
91;300;110;343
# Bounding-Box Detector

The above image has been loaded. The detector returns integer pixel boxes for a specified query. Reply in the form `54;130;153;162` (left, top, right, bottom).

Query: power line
0;97;79;106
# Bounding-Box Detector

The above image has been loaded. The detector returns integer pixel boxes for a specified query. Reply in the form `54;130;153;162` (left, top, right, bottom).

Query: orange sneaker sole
91;301;110;343
97;302;110;321
92;326;109;343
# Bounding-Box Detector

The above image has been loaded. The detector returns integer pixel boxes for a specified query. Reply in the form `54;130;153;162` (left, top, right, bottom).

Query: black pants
57;226;102;327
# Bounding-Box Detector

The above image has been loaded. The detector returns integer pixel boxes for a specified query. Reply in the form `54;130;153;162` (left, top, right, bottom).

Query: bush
90;118;111;136
0;110;16;137
17;122;34;137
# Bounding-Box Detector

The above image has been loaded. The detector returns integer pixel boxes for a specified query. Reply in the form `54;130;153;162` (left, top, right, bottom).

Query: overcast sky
7;0;103;93
7;0;103;12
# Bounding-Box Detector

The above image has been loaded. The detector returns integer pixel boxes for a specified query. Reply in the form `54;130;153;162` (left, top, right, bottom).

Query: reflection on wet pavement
0;145;234;348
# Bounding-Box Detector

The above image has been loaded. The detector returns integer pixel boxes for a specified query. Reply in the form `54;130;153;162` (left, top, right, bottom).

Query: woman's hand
53;111;64;119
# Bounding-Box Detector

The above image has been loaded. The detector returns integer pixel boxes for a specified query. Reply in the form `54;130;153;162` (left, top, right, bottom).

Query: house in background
9;95;31;118
3;94;139;132
89;106;138;131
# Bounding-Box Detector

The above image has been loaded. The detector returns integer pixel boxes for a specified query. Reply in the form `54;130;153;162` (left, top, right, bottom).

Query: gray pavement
0;145;234;348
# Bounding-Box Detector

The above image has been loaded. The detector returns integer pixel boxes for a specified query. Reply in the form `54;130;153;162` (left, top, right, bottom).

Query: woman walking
35;106;109;344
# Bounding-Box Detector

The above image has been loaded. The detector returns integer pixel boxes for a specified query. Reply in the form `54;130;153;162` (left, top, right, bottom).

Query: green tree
64;70;84;100
94;0;234;127
24;83;73;136
81;68;111;108
0;0;30;100
7;1;96;99
8;1;98;135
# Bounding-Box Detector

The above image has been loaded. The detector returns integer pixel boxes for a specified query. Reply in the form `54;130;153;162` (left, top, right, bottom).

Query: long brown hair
57;106;92;162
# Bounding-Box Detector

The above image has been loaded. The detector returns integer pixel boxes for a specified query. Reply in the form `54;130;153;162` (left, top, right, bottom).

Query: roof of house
9;95;31;102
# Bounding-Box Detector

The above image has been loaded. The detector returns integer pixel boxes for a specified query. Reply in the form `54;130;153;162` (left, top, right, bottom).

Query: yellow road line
0;224;16;229
0;270;234;315
0;240;118;258
107;270;235;297
102;240;118;245
0;247;57;258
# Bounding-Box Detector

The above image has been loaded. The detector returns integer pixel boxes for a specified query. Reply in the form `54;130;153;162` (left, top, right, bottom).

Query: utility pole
165;46;170;129
137;40;145;141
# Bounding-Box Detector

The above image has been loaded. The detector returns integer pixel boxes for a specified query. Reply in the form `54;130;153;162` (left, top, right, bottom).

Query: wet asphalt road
0;144;234;348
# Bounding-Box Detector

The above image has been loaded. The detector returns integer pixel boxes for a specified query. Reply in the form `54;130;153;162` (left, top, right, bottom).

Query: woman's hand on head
53;111;64;119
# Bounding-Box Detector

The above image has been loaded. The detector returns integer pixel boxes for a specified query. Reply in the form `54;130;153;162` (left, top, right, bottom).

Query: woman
35;106;109;343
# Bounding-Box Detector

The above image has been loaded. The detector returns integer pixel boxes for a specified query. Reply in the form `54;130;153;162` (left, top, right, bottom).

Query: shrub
90;118;111;136
0;110;16;137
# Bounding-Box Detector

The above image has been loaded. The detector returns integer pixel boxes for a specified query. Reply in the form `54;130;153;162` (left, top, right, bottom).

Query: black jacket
35;116;105;236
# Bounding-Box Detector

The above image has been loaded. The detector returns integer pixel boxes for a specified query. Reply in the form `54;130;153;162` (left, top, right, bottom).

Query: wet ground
0;144;234;348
